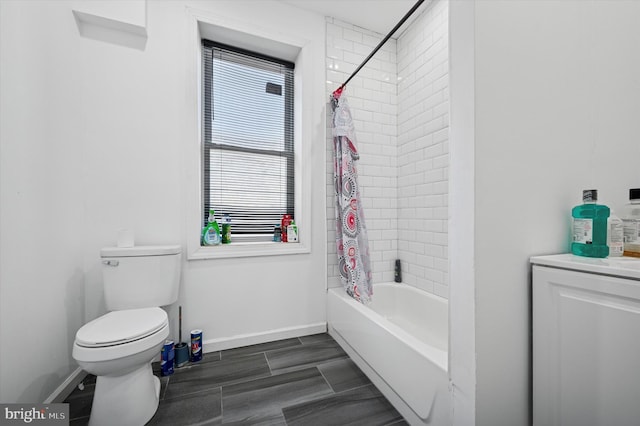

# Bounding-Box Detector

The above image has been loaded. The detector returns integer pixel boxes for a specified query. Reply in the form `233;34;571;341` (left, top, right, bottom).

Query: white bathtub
327;283;450;425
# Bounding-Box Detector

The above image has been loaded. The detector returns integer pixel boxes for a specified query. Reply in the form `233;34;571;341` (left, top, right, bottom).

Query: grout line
315;364;336;394
219;385;224;423
333;382;374;395
160;376;169;400
161;385;222;403
263;351;273;376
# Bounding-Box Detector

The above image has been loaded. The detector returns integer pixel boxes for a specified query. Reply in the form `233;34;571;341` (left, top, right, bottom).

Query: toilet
72;245;181;426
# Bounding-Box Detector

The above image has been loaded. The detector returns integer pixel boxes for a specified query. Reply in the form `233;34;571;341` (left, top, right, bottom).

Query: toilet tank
101;245;182;311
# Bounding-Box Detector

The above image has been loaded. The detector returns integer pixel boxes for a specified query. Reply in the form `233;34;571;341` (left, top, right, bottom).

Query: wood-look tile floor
65;333;407;425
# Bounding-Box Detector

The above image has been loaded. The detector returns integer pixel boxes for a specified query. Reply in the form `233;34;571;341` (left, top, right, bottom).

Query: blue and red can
161;340;175;376
190;330;203;362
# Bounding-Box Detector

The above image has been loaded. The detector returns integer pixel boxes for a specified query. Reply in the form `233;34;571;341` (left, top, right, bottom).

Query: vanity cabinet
531;254;640;426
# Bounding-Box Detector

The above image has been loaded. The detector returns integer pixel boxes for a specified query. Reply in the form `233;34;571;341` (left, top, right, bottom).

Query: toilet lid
76;307;168;347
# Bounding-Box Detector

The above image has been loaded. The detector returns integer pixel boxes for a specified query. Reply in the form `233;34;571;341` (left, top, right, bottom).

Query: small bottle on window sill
287;221;298;243
202;209;221;246
281;214;292;242
222;214;231;244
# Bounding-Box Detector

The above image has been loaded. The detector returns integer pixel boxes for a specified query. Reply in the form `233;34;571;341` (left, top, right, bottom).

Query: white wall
449;1;640;425
0;0;326;402
448;0;476;423
326;19;398;288
397;0;449;298
0;0;87;403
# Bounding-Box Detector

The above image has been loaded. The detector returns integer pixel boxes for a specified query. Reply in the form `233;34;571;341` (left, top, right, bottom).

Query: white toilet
72;245;181;426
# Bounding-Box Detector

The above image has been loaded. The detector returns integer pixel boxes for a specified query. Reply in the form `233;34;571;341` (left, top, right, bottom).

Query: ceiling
279;0;419;36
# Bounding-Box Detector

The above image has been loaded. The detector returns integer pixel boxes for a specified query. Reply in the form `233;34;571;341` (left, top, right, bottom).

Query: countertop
530;253;640;280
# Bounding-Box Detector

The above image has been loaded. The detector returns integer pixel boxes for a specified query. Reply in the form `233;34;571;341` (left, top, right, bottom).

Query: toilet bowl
73;307;169;426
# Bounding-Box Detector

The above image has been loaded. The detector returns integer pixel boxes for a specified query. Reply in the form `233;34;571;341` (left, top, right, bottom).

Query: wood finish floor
65;333;407;425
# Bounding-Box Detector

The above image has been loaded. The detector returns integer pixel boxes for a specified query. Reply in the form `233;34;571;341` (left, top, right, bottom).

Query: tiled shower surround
326;0;449;298
397;0;449;297
326;17;398;288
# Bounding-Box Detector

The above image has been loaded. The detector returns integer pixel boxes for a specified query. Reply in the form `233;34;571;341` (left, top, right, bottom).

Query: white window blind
202;40;294;242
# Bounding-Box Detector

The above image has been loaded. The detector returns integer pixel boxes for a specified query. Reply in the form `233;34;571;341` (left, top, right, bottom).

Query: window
201;40;294;243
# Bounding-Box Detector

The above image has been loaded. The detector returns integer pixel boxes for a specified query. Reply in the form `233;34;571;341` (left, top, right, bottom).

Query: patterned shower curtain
331;94;373;304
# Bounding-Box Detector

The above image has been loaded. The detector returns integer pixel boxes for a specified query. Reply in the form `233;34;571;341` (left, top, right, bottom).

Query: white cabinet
532;254;640;426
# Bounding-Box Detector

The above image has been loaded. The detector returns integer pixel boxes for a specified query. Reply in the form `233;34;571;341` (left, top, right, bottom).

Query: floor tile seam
333;381;375;396
280;387;405;426
263;386;334;425
313;353;349;369
220;365;327;400
160;377;169;400
221;338;303;360
276;354;350;377
332;383;405;425
220;387;224;424
220;367;334;421
286;381;375;409
314;363;338;395
267;350;349;375
279;381;375;414
263;350;274;375
208;369;275;395
268;364;313;376
162;385;223;403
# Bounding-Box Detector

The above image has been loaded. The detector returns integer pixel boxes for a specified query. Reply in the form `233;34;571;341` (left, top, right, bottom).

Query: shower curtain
331;94;373;304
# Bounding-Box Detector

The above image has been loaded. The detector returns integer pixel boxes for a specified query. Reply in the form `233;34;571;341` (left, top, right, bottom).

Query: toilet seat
76;307;168;348
73;308;169;364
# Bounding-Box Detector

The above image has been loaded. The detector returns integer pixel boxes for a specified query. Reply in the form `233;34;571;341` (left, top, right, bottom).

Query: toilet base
88;362;160;426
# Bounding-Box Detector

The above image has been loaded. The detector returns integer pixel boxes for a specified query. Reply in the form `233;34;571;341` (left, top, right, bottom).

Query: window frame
201;40;295;242
186;9;312;260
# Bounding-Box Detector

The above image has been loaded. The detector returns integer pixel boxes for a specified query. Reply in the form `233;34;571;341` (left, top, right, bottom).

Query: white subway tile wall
397;0;449;297
326;17;398;289
326;0;449;298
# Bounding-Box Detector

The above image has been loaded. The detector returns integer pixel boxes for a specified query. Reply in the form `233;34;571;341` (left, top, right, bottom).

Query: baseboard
43;367;87;404
202;322;327;353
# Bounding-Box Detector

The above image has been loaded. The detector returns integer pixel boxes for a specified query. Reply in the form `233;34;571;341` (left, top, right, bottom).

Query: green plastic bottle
222;214;231;244
571;189;609;258
201;209;221;246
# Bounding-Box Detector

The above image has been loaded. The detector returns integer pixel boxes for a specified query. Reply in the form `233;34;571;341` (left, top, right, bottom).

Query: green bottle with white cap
201;209;221;246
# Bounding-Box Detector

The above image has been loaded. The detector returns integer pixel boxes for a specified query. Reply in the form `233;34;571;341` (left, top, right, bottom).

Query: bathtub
327;283;450;425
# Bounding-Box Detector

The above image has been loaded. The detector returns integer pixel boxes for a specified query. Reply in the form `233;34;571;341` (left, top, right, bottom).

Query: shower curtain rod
332;0;426;99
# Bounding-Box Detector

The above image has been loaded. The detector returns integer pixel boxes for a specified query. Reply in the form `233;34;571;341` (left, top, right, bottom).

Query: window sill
188;241;310;260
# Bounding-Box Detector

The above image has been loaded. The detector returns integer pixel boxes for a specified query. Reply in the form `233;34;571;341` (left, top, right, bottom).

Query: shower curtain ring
332;85;344;99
